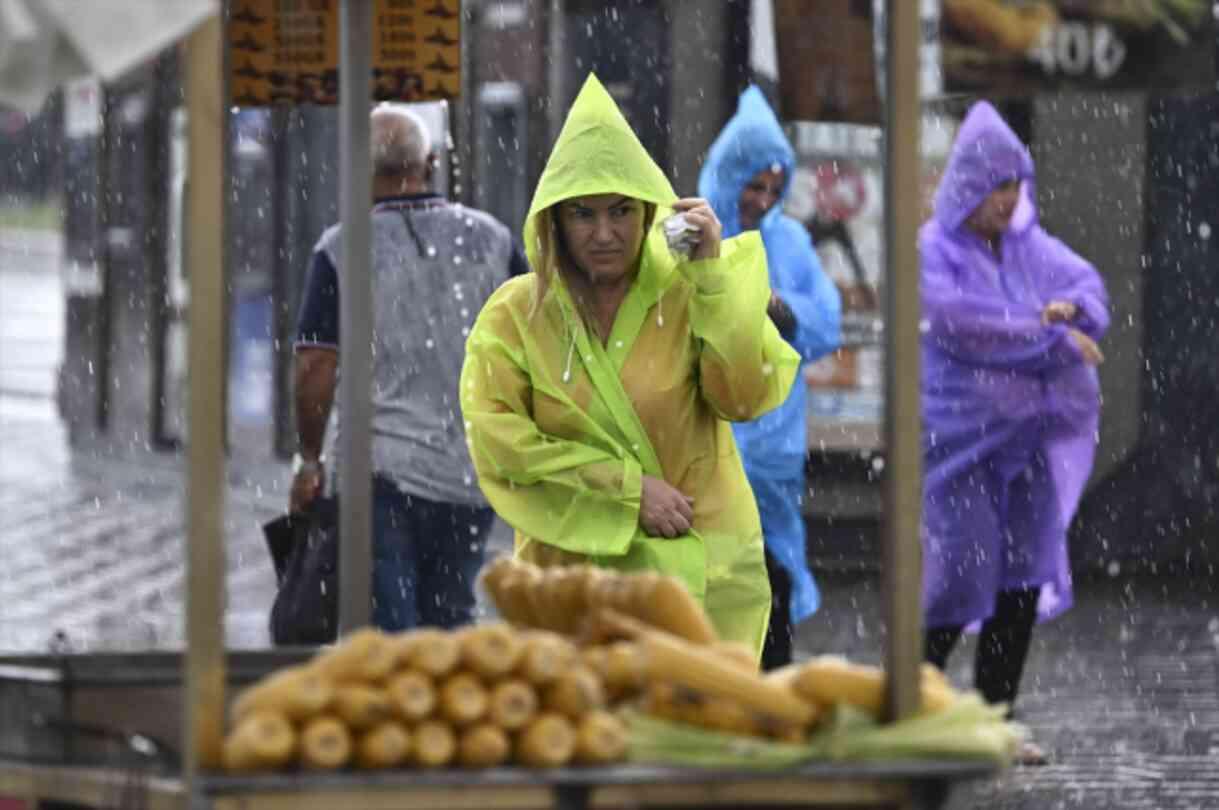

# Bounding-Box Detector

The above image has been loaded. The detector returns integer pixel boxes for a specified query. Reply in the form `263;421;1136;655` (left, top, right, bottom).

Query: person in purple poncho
920;101;1109;762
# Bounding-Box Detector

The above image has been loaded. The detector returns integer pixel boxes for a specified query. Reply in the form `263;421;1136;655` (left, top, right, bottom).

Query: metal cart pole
336;0;374;634
183;9;228;777
880;0;924;723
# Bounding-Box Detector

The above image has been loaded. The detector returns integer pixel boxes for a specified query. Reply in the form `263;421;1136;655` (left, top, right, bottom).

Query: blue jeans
371;476;493;631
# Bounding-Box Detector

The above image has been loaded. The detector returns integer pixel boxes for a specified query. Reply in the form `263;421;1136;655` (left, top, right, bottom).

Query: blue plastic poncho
921;101;1110;630
698;86;842;623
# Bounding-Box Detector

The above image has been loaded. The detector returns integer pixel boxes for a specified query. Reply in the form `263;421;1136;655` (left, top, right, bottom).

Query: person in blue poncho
698;87;842;669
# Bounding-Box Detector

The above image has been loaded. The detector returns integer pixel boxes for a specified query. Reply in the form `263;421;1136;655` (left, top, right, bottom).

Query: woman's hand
640;475;695;538
1041;300;1078;324
671;198;722;261
1068;328;1104;366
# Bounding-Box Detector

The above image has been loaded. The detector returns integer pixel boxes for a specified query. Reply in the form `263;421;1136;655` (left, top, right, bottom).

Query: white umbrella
0;0;216;113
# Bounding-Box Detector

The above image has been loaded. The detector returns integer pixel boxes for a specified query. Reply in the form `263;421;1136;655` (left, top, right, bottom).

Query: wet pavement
808;570;1219;809
0;230;62;398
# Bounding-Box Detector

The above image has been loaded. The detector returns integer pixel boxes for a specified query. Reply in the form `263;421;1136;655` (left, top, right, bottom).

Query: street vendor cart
0;2;1001;807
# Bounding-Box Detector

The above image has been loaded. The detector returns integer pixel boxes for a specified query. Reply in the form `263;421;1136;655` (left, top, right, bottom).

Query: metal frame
184;9;228;777
879;0;923;723
4;1;951;807
336;0;374;634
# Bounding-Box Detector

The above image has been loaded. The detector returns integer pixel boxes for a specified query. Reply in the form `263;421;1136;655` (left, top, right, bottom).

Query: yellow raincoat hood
461;74;801;653
524;74;676;257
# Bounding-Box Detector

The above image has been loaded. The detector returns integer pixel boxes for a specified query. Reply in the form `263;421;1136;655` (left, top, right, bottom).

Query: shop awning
0;0;216;112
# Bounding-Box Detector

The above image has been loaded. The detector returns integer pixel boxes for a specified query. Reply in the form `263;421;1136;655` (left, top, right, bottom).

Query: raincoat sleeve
770;218;842;361
1039;233;1110;341
460;292;642;558
683;232;801;421
921;230;1083;371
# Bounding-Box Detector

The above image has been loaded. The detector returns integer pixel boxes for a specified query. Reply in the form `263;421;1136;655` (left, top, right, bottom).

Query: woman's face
738;167;785;231
965;179;1020;240
556;194;647;285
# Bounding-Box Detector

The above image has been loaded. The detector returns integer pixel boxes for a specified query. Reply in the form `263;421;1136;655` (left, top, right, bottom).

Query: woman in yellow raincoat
460;75;800;654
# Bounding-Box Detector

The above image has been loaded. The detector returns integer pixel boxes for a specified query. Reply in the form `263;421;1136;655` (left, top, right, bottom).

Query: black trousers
924;586;1040;717
761;549;794;671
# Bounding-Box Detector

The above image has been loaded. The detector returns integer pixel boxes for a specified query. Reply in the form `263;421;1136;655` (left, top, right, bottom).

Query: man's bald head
370;105;432;180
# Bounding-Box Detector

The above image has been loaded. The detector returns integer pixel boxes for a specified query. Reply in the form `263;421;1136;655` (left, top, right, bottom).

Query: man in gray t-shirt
291;105;526;631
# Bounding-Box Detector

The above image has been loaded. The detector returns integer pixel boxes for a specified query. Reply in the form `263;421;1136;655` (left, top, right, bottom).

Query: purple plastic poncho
920;102;1110;630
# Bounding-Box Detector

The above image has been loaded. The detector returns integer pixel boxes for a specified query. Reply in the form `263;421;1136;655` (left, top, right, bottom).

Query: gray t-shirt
301;196;516;505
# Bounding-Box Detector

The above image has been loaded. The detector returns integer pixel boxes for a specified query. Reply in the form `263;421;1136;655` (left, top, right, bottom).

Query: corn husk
625;710;814;770
626;692;1024;769
803;694;1025;766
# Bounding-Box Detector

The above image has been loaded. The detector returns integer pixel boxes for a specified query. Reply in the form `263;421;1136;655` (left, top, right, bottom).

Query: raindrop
425;338;435;349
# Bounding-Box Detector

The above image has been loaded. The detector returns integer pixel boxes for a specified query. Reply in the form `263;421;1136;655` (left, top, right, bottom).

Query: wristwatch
292;453;325;475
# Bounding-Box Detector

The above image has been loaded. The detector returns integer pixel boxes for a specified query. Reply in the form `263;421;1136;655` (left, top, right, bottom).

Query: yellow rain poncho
460;75;801;653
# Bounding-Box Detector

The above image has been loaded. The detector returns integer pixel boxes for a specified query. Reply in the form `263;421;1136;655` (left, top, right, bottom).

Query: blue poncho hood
698;86;796;238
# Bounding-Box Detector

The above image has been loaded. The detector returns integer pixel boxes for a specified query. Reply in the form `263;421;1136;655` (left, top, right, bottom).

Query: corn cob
299;716;352;770
221;710;296;772
697;696;762;737
600;641;647;698
386;669;436;722
573;710;628;764
458;723;511;768
516;712;576;768
353;722;411;769
460;623;525;680
638;576;718;644
542;666;606;720
230;665;333;723
410;720;457;767
493;572;539;627
641;681;704;727
332;684;393;730
403;629;462;678
488;679;538;731
479;556;520;603
712;640;759;672
516;632;578;685
313;627;397;683
439;671;490;727
638;627;814;725
791;655;957;716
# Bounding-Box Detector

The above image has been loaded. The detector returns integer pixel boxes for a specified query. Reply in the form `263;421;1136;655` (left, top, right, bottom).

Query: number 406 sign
940;1;1214;94
1029;21;1126;80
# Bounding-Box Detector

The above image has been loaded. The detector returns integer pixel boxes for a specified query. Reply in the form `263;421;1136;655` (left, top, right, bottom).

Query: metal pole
547;0;565;143
338;0;373;633
184;11;227;776
881;0;923;723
